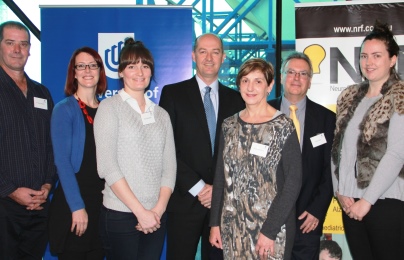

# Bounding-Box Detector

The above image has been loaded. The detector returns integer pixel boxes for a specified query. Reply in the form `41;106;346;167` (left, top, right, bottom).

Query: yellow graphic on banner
322;197;344;234
304;44;326;74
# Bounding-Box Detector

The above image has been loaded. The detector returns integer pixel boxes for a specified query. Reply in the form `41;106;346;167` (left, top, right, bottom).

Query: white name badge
34;97;48;110
310;133;327;148
141;112;155;125
250;142;269;157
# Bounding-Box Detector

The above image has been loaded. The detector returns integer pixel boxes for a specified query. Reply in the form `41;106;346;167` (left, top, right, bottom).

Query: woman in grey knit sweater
94;38;176;260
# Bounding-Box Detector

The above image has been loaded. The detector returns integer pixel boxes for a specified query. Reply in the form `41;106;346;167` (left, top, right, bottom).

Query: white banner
296;1;404;112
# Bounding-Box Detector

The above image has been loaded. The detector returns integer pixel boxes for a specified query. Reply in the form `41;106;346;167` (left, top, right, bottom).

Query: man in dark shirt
0;21;56;259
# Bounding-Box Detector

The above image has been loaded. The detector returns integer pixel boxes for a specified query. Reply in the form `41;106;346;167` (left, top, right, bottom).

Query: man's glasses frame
284;69;311;79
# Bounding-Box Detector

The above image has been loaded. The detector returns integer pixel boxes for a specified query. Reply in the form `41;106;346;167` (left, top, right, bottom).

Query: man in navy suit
159;33;245;260
268;52;335;260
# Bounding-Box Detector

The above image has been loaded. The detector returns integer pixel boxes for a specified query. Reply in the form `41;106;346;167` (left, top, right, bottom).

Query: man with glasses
268;52;335;260
0;21;56;259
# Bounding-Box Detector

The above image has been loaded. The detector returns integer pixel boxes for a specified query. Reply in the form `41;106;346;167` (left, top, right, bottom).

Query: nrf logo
98;33;135;79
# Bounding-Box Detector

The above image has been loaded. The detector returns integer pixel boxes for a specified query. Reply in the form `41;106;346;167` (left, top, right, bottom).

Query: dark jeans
99;206;166;260
0;197;49;260
343;198;404;260
58;248;105;260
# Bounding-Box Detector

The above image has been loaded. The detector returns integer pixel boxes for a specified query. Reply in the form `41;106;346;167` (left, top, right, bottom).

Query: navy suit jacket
159;76;245;214
268;96;335;235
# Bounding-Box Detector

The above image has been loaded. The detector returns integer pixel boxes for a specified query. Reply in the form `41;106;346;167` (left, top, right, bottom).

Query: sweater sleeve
260;130;303;240
160;111;177;190
362;112;404;204
51;101;84;212
94;99;125;186
210;131;225;227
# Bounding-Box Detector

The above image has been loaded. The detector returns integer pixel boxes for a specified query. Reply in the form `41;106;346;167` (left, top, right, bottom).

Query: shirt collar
282;95;307;111
195;75;219;95
119;89;155;114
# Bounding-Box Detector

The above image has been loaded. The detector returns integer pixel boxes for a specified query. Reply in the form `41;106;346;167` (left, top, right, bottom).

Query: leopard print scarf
332;76;404;188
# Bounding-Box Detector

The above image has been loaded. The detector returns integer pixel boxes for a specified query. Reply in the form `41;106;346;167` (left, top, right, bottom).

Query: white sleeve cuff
189;179;206;197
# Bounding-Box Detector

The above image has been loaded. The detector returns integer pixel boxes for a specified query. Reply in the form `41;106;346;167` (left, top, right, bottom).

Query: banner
296;0;404;112
40;5;192;259
41;5;192;104
295;1;404;259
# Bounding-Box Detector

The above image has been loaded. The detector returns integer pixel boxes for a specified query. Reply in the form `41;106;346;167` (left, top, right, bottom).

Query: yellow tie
289;105;300;142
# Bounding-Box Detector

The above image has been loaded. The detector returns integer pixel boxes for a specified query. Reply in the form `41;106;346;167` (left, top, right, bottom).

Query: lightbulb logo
304;44;326;74
98;33;135;79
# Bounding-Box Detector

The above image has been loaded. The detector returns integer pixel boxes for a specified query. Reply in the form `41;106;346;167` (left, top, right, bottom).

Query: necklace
76;97;95;124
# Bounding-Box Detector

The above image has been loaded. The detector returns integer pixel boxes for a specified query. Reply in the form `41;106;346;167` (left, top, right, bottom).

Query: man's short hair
193;33;224;53
320;240;342;260
281;51;313;77
0;21;30;43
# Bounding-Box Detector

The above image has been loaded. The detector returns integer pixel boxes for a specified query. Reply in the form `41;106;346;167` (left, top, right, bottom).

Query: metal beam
213;0;249;35
276;0;282;97
2;0;40;41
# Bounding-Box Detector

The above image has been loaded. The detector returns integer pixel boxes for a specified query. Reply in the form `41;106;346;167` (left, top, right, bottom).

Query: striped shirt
0;66;56;197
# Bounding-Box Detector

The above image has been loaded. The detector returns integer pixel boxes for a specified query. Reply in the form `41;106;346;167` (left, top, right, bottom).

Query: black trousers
166;210;211;260
0;197;49;260
342;198;404;260
291;233;321;260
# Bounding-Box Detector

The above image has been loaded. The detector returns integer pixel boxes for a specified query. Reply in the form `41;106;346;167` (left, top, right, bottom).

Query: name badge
310;133;327;148
141;112;155;125
34;97;48;110
250;142;269;157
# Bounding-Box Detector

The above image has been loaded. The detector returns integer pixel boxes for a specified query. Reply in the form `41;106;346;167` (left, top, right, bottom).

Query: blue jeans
99;206;166;260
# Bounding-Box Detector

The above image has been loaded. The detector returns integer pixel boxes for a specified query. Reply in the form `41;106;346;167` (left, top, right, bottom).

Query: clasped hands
135;208;162;234
8;184;51;210
336;192;371;221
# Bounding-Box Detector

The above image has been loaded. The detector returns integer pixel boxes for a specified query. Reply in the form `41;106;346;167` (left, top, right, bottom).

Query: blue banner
41;6;192;104
41;5;192;259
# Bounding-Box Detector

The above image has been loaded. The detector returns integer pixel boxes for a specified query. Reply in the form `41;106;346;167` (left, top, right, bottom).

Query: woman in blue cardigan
48;47;107;259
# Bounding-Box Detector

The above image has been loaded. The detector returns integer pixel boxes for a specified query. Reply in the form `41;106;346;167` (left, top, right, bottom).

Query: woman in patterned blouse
210;58;302;260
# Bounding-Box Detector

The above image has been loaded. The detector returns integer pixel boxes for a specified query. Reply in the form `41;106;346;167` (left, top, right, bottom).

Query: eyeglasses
75;63;100;70
284;70;311;79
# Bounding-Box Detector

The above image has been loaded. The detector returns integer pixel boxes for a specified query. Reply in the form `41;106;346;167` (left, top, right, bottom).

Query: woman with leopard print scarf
331;21;404;260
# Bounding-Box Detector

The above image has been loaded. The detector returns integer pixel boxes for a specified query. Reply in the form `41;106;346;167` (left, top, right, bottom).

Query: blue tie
204;86;216;155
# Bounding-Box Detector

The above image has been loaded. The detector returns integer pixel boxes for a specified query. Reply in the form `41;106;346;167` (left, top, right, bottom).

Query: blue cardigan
51;95;86;212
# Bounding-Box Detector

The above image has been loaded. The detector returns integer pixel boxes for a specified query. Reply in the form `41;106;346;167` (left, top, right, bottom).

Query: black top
49;105;104;253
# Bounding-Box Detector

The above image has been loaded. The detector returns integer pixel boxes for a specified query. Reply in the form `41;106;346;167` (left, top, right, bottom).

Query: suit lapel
216;83;228;131
186;77;211;143
302;98;318;156
215;83;235;153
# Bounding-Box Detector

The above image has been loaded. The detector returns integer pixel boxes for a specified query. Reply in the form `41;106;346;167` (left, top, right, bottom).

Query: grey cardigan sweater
94;93;176;212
